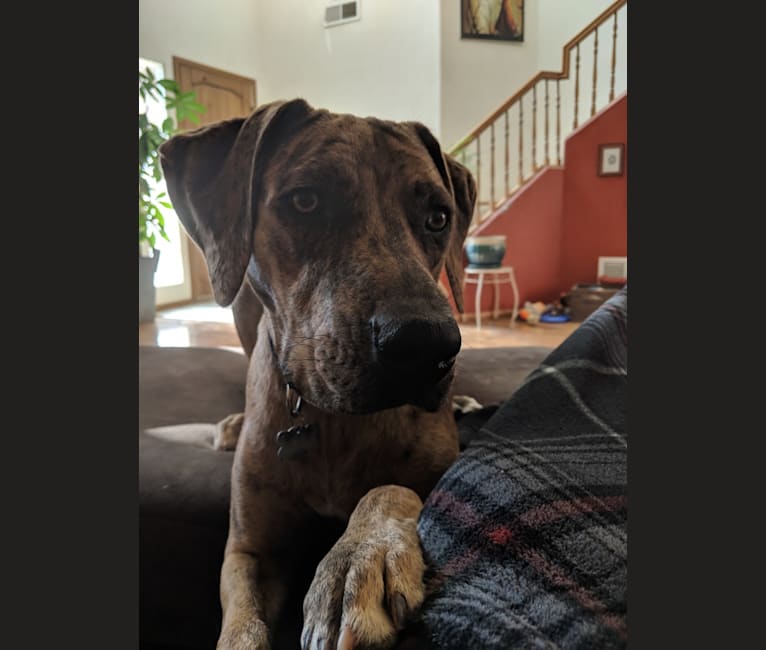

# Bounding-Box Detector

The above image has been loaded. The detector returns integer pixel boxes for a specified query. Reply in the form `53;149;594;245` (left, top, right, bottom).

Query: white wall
441;1;539;149
139;0;259;85
139;0;625;154
253;0;441;136
440;0;624;149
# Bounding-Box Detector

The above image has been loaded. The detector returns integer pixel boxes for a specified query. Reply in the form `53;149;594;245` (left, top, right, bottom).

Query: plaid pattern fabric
412;287;627;649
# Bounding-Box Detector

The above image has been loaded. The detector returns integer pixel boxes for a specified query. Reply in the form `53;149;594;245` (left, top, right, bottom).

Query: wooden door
173;56;256;301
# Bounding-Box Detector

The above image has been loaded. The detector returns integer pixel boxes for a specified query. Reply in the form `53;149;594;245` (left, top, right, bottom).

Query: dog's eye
425;210;448;232
291;190;319;213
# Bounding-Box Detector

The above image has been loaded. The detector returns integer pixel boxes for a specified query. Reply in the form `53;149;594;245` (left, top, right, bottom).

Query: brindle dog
159;98;476;650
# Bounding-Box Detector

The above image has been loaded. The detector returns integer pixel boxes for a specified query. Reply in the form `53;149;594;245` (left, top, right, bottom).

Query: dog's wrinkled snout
372;312;461;381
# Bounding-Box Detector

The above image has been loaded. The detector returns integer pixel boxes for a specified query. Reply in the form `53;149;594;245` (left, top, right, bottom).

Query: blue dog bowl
465;235;506;268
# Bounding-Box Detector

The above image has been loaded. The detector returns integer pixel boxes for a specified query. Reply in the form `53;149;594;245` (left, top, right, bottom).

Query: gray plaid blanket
408;287;627;649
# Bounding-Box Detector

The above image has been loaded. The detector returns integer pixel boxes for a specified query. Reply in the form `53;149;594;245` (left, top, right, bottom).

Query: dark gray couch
139;345;553;650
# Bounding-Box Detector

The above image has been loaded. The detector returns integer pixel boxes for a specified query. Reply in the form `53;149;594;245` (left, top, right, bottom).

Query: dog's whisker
287;356;354;368
289;334;335;341
284;335;336;348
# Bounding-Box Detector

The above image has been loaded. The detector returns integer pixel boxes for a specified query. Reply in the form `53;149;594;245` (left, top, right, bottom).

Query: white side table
462;266;520;330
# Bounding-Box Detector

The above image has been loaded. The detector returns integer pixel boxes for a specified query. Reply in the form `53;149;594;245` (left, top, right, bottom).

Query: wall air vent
597;256;627;282
324;1;360;28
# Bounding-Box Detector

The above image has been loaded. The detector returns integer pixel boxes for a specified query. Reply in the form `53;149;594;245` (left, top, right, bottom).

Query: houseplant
139;66;204;322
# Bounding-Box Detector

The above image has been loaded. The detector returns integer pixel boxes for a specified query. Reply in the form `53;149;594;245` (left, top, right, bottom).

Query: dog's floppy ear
407;122;477;313
159;99;313;306
442;155;477;313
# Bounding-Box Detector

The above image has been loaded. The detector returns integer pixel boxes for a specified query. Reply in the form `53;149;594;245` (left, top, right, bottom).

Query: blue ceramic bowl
465;235;506;268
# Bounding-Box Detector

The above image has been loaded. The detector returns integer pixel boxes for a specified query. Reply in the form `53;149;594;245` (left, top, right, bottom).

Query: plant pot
139;249;160;323
465;235;507;268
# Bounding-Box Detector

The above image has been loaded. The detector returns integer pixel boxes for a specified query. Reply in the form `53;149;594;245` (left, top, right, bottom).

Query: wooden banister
448;0;627;231
450;0;626;154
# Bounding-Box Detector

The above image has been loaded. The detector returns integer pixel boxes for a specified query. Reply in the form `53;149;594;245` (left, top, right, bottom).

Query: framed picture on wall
461;0;524;42
598;143;625;177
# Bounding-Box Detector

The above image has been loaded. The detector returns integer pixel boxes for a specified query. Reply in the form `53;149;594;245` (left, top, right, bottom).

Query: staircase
449;0;628;233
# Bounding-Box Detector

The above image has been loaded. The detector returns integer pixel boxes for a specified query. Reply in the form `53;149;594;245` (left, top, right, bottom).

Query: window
139;57;192;303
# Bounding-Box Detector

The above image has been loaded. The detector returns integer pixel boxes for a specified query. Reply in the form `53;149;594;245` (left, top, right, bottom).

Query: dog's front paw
217;618;270;650
214;412;245;451
302;487;425;649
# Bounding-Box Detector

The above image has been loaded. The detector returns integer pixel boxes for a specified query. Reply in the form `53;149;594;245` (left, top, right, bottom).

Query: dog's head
159;99;476;414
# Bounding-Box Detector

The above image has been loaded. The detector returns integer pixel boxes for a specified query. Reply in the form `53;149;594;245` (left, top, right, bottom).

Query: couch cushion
139;346;249;431
451;346;552;406
140;347;248;649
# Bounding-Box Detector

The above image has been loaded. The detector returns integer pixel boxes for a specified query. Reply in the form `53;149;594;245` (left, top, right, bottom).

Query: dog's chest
294;419;425;519
290;410;458;520
299;439;400;519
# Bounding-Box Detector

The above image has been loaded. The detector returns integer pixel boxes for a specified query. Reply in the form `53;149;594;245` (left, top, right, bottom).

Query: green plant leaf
140;69;203;246
158;79;179;92
147;130;164;147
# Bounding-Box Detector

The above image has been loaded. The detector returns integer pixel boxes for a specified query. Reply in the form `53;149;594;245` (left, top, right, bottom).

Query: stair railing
450;0;627;231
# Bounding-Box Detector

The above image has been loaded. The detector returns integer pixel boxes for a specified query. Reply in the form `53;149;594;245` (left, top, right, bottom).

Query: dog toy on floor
520;300;571;324
518;301;547;325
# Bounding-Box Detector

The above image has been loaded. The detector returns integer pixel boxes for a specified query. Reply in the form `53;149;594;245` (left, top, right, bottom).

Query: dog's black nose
372;312;461;380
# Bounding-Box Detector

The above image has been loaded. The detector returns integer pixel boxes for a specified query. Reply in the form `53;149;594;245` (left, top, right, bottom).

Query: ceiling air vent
324;1;360;28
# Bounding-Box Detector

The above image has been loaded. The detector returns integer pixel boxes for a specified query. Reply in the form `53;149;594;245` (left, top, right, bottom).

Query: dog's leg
218;447;311;650
214;412;246;451
218;552;271;649
218;549;290;650
302;485;426;649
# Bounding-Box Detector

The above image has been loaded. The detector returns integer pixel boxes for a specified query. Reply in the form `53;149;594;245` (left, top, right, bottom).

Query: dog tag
276;423;315;460
276;427;294;444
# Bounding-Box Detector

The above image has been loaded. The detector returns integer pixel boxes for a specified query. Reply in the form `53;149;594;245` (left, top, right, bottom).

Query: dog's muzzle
370;311;461;411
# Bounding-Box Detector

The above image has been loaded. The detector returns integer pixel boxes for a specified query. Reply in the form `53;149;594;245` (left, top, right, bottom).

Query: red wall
559;94;627;289
461;168;565;313
452;93;627;316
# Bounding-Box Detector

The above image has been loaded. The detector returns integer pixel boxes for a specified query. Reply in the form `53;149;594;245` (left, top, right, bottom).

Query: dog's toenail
392;592;408;630
337;625;355;650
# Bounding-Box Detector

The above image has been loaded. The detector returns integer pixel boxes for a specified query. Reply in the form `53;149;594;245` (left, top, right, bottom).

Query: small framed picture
598;143;625;177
